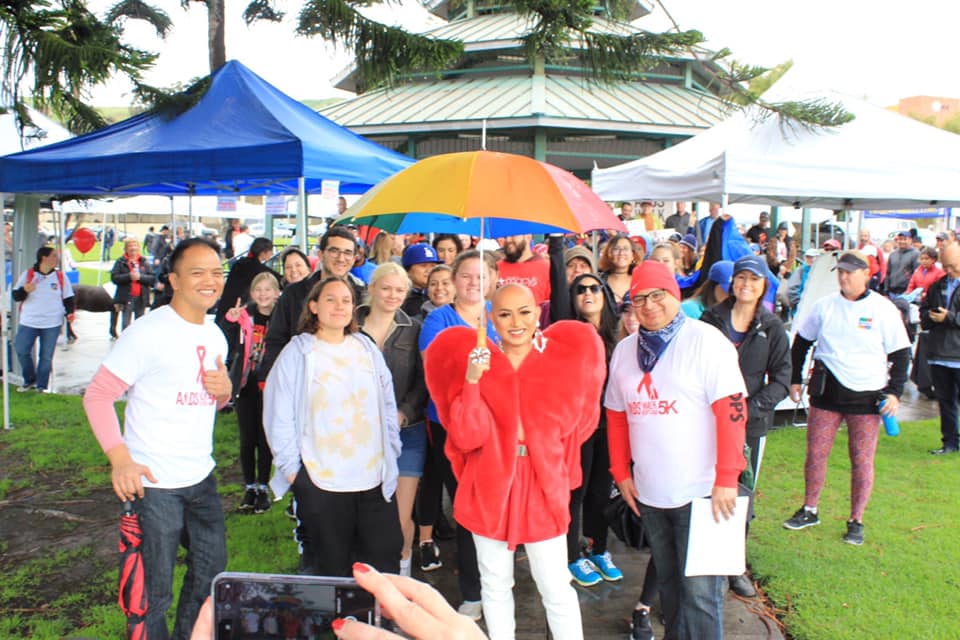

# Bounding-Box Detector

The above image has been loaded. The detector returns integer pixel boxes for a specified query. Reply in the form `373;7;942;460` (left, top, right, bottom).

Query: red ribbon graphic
636;372;658;400
196;346;206;383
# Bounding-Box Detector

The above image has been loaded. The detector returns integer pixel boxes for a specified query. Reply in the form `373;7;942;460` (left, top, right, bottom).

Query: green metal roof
427;1;654;21
423;11;640;46
319;75;726;137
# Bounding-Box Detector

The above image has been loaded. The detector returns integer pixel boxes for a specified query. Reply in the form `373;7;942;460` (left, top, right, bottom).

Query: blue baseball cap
707;260;734;293
733;254;769;279
402;243;442;269
679;234;698;252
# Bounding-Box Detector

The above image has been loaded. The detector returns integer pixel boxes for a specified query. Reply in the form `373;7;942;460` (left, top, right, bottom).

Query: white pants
472;533;583;640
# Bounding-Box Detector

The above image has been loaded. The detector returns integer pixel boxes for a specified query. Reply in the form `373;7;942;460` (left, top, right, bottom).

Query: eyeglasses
632;289;667;306
610;246;633;254
575;284;602;295
325;247;355;259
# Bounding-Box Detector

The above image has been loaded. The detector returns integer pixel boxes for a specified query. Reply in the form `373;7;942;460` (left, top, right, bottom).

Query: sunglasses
575;283;602;295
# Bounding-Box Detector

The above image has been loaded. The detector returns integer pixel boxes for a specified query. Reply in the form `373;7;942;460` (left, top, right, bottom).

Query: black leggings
236;390;271;486
415;421;481;602
567;428;614;562
293;471;401;576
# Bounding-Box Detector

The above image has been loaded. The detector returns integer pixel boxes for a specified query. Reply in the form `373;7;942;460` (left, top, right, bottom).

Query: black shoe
729;573;757;597
434;516;456;541
783;506;820;530
843;520;865;545
254;489;271;514
285;499;297;520
630;608;654;640
930;446;959;455
238;487;257;512
419;540;442;572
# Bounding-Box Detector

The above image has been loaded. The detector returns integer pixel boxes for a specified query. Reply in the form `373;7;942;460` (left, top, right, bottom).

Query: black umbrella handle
122;499;135;516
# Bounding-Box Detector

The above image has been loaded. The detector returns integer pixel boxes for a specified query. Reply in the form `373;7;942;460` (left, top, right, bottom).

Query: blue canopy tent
0;61;412;418
0;60;413;197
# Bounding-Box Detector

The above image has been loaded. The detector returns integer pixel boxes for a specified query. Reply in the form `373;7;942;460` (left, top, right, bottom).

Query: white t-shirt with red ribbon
102;305;228;489
605;320;746;509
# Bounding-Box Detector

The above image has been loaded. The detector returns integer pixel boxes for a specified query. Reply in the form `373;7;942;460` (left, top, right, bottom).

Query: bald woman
424;284;605;640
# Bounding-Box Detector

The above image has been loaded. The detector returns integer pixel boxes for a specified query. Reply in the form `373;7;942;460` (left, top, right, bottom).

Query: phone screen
213;573;378;639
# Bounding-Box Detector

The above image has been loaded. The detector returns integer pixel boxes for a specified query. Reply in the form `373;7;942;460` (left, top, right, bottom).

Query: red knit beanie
629;260;681;301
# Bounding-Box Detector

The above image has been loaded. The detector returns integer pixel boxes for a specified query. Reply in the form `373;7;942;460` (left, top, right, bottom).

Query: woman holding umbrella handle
424;284;606;640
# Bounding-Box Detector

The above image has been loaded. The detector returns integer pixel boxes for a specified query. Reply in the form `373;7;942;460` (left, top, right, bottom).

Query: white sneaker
399;557;411;577
457;600;483;621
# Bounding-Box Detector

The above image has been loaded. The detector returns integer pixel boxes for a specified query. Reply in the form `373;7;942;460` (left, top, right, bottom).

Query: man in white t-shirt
83;238;233;639
605;260;746;640
784;250;910;546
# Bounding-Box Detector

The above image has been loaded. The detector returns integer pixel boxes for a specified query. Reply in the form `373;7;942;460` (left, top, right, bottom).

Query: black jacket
110;255;156;304
701;299;791;438
260;270;367;382
357;306;427;425
920;274;960;363
215;256;280;325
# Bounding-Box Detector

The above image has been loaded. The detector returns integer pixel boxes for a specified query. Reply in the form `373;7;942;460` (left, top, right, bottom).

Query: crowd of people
9;199;939;640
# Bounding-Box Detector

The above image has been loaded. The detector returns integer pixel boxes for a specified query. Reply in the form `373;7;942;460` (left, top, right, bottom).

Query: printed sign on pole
265;195;287;216
321;180;340;200
217;195;238;212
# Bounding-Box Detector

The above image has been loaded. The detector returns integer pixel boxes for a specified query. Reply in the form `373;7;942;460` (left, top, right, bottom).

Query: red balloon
73;227;96;254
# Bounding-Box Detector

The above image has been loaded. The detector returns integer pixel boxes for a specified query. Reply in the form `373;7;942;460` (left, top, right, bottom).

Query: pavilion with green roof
319;1;729;176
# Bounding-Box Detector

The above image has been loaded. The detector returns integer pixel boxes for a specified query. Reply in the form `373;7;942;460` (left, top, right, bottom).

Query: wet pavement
411;536;786;639
35;282;942;639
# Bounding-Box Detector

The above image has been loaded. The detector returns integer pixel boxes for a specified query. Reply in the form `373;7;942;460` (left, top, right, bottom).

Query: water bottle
878;398;900;437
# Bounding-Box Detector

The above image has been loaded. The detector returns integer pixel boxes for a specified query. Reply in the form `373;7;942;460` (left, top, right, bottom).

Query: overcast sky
88;0;959;108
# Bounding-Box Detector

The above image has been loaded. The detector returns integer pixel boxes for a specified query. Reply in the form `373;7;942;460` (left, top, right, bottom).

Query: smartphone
211;571;381;639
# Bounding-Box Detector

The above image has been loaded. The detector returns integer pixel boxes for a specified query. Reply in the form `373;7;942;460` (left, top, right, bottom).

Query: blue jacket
263;332;401;501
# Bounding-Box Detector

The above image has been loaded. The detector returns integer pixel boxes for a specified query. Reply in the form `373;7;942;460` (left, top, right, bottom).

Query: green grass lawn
750;419;958;639
1;393;956;638
0;393;296;638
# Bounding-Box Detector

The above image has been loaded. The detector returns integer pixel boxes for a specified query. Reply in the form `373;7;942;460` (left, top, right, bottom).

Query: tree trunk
207;0;226;71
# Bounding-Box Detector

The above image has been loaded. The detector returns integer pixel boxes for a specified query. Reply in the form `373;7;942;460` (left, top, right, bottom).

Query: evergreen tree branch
132;74;211;119
243;0;285;25
105;0;172;38
297;0;462;91
650;0;852;128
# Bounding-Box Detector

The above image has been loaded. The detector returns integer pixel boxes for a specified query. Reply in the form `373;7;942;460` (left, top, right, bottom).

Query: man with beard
497;234;551;304
261;226;366;380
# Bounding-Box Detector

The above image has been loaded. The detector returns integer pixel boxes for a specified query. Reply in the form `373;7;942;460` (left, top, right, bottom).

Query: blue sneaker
569;557;602;586
589;551;624;582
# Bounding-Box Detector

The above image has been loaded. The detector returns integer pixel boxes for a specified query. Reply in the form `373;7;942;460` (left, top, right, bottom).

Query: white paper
684;496;749;577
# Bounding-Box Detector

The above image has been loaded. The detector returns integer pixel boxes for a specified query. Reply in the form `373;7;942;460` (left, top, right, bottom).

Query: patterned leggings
804;407;881;522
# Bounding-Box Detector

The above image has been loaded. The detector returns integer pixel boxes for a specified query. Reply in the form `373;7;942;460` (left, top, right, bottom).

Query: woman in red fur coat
424;284;605;640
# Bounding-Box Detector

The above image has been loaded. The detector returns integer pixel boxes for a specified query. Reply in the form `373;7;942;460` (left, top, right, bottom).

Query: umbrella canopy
118;501;147;640
336;151;627;237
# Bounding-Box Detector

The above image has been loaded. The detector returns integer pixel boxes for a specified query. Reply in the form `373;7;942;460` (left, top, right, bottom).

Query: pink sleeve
82;365;131;454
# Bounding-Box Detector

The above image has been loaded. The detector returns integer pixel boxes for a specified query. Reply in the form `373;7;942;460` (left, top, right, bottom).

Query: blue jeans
639;501;724;640
136;473;227;640
14;324;60;389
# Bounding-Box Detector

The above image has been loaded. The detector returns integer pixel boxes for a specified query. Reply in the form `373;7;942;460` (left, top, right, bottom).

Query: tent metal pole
1;193;9;430
97;209;107;286
297;177;307;252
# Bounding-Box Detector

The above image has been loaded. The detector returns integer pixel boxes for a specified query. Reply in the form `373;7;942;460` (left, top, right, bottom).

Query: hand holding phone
335;563;487;640
211;572;380;639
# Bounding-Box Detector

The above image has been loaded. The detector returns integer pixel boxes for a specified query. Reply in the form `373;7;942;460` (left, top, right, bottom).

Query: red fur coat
424;320;605;547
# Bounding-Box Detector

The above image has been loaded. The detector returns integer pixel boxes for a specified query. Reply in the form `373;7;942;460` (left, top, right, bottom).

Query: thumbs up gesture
202;355;232;403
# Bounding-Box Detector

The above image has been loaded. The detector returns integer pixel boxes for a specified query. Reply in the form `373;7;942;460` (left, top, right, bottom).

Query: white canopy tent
592;93;960;210
1;108;73;430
